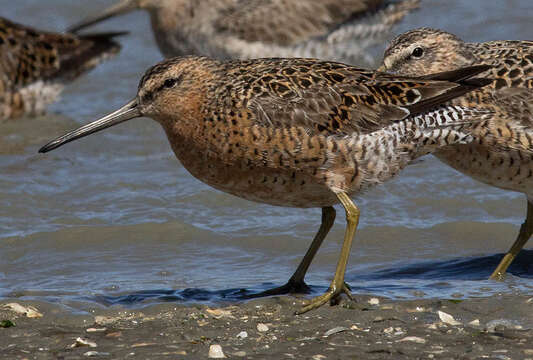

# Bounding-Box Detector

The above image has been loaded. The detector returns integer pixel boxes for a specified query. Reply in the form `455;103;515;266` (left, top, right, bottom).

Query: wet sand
2;295;532;359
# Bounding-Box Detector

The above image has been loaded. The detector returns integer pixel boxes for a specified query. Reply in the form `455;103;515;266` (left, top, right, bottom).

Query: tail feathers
412;105;492;129
418;102;533;155
407;105;493;154
415;128;473;148
407;128;473;160
54;31;127;82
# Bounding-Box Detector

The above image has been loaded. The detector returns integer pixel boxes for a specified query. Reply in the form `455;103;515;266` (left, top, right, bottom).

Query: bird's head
39;56;218;153
379;28;475;76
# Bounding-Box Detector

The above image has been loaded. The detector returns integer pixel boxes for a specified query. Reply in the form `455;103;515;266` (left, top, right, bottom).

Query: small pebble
438;311;461;326
3;303;43;318
131;342;156;348
323;326;349;337
397;336;426;344
206;308;233;318
86;328;107;333
486;319;522;332
94;316;115;326
105;331;122;338
233;351;247;357
84;351;109;357
523;349;533;355
394;327;405;336
72;337;97;348
236;331;248;339
312;355;326;360
405;306;426;313
368;298;380;305
468;319;480;327
209;344;226;358
493;356;511;360
257;323;269;332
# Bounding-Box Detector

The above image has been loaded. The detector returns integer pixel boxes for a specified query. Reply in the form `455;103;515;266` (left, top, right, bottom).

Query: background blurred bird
380;27;533;280
67;0;420;65
0;17;125;120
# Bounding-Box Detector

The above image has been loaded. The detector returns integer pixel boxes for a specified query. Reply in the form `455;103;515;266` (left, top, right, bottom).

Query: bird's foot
295;282;352;314
248;278;311;298
489;270;506;281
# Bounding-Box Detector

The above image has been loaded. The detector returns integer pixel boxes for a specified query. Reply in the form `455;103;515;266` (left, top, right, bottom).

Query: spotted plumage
39;56;492;313
381;27;533;279
0;17;124;120
67;0;420;64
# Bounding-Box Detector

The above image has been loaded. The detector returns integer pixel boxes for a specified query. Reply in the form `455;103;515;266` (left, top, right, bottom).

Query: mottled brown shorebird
38;56;492;313
67;0;420;64
0;17;124;120
380;27;533;280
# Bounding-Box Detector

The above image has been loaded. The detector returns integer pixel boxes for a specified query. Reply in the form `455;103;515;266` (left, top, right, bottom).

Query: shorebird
67;0;420;64
38;56;491;313
0;17;124;120
380;27;533;280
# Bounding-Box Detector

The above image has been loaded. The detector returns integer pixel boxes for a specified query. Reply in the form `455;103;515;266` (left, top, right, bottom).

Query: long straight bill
67;0;137;33
38;99;141;153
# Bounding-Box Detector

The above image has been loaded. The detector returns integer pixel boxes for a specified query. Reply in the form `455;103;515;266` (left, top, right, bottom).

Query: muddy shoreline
2;294;532;359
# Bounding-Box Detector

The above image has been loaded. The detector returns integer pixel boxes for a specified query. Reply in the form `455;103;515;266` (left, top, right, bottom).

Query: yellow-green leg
490;198;533;280
250;206;336;297
297;192;359;314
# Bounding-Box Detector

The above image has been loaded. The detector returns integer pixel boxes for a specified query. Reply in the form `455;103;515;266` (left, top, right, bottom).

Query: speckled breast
163;129;341;209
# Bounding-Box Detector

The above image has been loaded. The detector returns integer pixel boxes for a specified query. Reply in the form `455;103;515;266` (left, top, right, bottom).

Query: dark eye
411;47;424;58
163;77;179;88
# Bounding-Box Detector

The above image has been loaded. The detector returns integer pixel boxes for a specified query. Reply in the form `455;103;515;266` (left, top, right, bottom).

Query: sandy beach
2;294;533;359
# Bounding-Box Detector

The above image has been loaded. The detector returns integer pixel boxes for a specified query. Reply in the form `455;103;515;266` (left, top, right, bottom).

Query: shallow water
1;0;533;311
